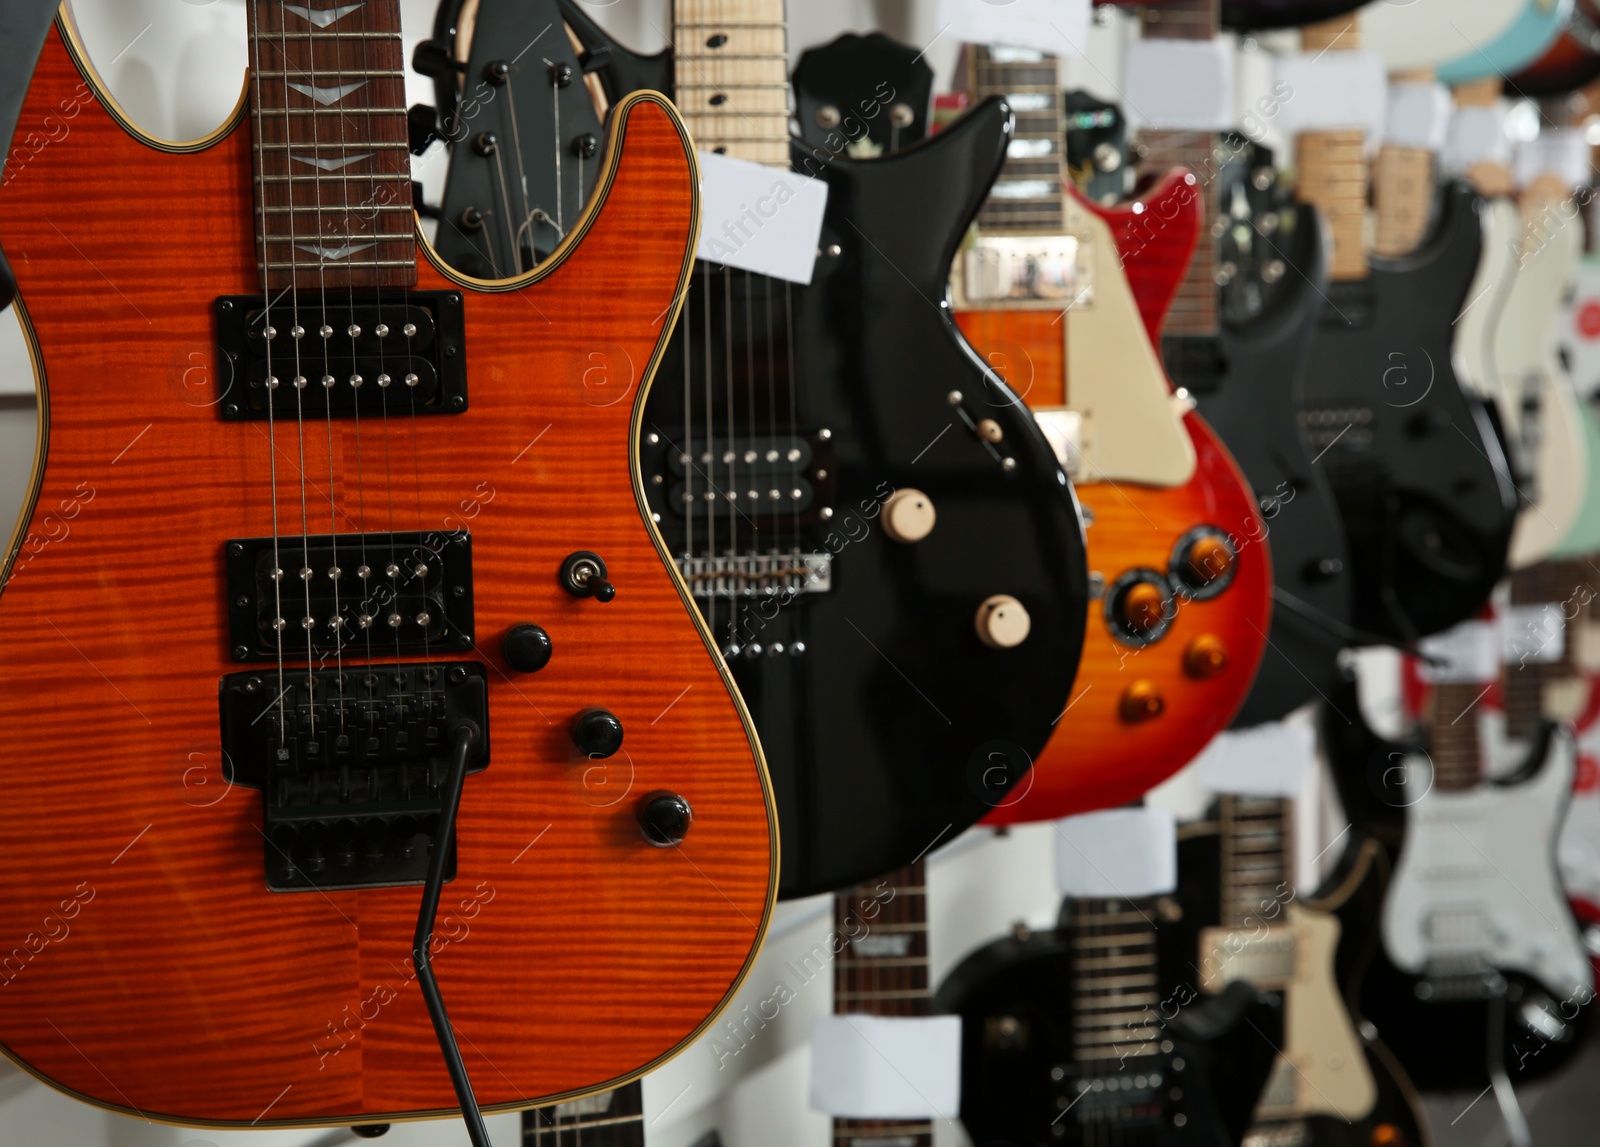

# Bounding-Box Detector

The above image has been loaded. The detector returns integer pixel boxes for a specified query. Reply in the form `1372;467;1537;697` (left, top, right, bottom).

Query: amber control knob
1117;581;1169;635
881;488;937;543
1184;535;1235;586
976;594;1032;648
1184;634;1229;679
1369;1124;1405;1147
1120;680;1165;723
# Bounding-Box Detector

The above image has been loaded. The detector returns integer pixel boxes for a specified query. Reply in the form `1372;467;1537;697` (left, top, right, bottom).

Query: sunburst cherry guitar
936;44;1271;820
0;1;779;1126
546;1;1089;897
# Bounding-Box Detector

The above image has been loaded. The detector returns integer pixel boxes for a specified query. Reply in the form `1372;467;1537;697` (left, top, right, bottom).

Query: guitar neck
523;1079;645;1144
1064;896;1163;1065
1137;0;1219;336
245;0;415;290
966;46;1067;234
1220;796;1292;926
832;861;932;1147
1295;15;1368;281
1503;563;1584;738
673;0;790;167
1423;681;1486;791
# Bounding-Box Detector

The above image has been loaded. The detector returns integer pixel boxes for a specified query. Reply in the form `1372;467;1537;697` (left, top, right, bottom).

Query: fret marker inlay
282;2;365;28
287;80;369;106
295;241;377;260
290;152;373;172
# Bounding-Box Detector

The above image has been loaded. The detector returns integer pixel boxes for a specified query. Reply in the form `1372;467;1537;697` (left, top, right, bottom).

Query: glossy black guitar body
933;902;1283;1147
1299;181;1516;644
557;12;1090;899
1320;669;1593;1091
1174;823;1429;1146
416;0;605;275
1218;0;1370;31
1184;149;1355;727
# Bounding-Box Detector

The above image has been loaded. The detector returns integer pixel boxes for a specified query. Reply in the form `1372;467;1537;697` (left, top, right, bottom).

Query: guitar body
964;173;1269;825
1198;191;1354;727
1490;196;1589;568
1300;181;1517;643
1436;0;1576;84
932;900;1283;1147
1216;0;1374;31
1383;729;1591;999
1175;827;1429;1146
0;22;775;1125
1360;0;1552;77
1512;0;1600;95
1322;675;1593;1090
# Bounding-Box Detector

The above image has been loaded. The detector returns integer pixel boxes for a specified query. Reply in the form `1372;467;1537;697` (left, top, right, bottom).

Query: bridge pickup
225;531;474;662
220;662;490;891
214;290;467;420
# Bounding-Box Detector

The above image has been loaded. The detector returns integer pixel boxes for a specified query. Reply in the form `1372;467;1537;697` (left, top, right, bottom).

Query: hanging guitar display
543;0;1089;899
1293;17;1519;644
0;0;779;1126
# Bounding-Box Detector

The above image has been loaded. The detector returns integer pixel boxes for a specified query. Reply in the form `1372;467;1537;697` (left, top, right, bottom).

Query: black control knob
637;791;693;847
502;623;553;673
572;707;624;758
561;551;616;602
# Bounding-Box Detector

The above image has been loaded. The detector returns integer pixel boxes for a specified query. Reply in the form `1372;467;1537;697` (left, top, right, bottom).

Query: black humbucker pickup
220;661;490;891
214;290;467;420
225;531;474;662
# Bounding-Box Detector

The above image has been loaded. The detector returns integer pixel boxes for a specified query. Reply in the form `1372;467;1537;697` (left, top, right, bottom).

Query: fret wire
253;68;405;77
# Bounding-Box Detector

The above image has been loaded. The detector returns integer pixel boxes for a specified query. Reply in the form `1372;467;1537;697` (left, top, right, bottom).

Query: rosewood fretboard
1064;897;1164;1066
1220;795;1292;928
246;0;415;289
522;1080;645;1144
966;46;1067;234
832;861;933;1147
1422;681;1488;793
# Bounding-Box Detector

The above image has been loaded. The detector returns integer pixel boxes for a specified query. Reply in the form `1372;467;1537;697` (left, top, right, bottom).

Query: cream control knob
976;594;1031;649
881;488;937;543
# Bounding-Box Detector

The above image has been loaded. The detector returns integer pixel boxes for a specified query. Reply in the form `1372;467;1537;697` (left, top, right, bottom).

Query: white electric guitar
1385;663;1591;1002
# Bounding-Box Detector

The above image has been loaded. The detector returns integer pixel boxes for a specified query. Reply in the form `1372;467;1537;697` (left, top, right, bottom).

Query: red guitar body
962;171;1270;825
0;21;774;1126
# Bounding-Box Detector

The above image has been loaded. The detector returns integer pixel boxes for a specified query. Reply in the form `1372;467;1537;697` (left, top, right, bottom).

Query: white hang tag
1385;81;1451;150
1194;721;1313;798
1272;50;1386;142
809;1014;963;1118
1516;129;1592;191
1415;618;1500;684
1053;806;1177;898
1503;603;1568;667
1123;39;1234;132
1441;103;1511;175
936;0;1092;56
696;151;830;285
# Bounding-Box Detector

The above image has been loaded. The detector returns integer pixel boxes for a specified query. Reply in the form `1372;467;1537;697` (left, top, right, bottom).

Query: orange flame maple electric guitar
951;47;1270;823
0;1;774;1128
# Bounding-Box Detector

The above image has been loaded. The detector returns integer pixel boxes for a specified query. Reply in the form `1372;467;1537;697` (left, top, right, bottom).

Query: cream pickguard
1198;905;1377;1123
1383;729;1592;1000
1493;196;1589;567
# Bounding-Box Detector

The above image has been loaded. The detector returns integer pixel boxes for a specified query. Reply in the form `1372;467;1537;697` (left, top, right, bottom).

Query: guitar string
724;263;737;646
276;0;317;734
341;0;375;685
249;2;289;746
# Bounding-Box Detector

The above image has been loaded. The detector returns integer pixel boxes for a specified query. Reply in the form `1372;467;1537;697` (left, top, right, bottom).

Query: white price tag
1441;104;1511;175
1124;39;1234;132
1415;618;1500;684
936;0;1093;56
1053;806;1177;898
1504;604;1567;667
809;1015;962;1118
696;151;830;285
1272;50;1386;141
1194;722;1314;798
1385;81;1451;151
1516;129;1592;191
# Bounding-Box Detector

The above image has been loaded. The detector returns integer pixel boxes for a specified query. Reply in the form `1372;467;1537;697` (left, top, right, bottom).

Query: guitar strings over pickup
214;290;468;420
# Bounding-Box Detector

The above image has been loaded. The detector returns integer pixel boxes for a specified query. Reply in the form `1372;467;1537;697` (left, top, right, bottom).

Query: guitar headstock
791;32;934;158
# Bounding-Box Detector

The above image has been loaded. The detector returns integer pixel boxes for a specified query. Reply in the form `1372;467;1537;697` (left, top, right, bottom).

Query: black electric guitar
1291;21;1516;644
933;882;1284;1144
530;0;1087;898
1173;798;1429;1147
1321;666;1593;1093
415;0;606;275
